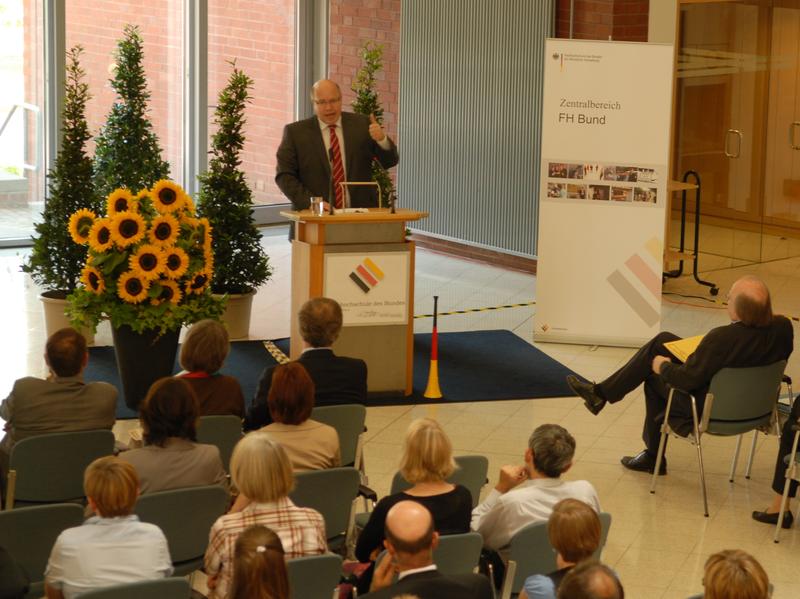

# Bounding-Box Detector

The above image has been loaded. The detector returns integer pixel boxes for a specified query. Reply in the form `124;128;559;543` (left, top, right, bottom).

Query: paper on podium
664;335;704;363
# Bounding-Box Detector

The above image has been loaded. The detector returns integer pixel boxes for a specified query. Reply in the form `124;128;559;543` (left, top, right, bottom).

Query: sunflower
68;209;96;245
199;217;213;250
162;247;190;279
80;265;105;294
148;214;180;246
151;279;182;306
117;271;150;304
88;218;113;252
203;246;215;272
150;180;186;213
134;188;150;200
110;211;146;248
183;194;195;212
185;268;212;295
129;244;166;280
106;189;137;215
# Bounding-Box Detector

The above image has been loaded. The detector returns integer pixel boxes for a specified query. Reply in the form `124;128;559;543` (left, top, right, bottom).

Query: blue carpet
86;330;580;419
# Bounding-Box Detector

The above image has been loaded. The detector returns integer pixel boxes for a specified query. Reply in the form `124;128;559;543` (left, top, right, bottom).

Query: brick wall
556;0;648;41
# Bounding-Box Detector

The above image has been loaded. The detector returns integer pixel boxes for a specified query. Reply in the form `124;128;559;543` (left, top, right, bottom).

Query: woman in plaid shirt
204;433;327;598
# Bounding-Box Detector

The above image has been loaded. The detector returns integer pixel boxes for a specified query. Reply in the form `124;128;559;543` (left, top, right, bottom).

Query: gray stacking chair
287;554;343;599
433;531;484;576
78;577;192;598
497;512;612;599
311;404;367;469
290;467;360;552
197;414;243;472
775;411;800;542
5;429;115;510
650;361;786;516
0;503;84;599
134;484;230;576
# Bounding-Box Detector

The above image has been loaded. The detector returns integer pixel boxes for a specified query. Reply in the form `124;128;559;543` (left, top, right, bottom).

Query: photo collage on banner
546;162;660;205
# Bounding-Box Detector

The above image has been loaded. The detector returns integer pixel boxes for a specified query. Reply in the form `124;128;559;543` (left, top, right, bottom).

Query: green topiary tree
196;63;271;294
93;24;169;197
22;46;100;295
351;41;396;206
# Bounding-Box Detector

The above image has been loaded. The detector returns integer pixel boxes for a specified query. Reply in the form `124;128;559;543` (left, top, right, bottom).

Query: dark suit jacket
275;111;399;209
244;349;367;431
361;569;493;599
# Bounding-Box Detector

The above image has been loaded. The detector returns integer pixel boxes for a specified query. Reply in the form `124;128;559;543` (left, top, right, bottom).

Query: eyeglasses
314;98;341;106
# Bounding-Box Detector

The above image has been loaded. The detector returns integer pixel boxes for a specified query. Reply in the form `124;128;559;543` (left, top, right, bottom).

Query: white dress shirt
45;515;173;598
471;477;600;554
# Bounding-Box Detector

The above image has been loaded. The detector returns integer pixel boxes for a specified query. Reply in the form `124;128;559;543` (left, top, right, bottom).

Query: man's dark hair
529;424;576;478
141;377;199;447
557;560;624;599
298;297;343;347
384;515;435;555
734;289;772;327
45;327;87;377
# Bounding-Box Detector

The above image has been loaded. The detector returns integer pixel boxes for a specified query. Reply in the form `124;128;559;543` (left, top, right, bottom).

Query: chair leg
688;398;709;517
499;559;516;599
650;427;669;495
729;434;743;483
4;470;15;511
744;430;759;480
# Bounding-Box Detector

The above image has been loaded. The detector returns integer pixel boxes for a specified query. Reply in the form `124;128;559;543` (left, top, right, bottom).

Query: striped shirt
204;497;327;599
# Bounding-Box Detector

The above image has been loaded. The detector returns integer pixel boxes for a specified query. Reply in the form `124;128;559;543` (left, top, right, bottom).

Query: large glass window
208;0;295;206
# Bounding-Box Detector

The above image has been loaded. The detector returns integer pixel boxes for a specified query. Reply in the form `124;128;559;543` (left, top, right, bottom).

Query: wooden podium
281;208;429;396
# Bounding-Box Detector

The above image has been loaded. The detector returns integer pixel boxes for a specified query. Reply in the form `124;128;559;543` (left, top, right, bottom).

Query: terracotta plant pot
40;291;95;345
214;291;255;339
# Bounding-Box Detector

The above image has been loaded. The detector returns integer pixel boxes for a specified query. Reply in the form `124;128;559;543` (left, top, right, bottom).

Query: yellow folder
663;335;704;363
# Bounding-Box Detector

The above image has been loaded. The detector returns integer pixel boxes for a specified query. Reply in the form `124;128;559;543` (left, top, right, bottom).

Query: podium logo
349;257;384;294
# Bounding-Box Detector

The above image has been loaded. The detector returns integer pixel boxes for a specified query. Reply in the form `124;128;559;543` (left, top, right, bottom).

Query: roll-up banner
534;40;674;347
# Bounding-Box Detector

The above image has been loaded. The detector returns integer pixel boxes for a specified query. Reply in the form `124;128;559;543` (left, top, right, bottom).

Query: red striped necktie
329;124;344;208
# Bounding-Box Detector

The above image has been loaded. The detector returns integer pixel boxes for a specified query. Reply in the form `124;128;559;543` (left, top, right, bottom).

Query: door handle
724;129;743;158
790;121;800;150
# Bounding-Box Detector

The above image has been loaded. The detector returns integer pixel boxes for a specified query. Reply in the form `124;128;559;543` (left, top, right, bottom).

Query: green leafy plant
351;41;396;206
196;63;271;295
66;181;225;335
22;46;100;295
93;24;169;198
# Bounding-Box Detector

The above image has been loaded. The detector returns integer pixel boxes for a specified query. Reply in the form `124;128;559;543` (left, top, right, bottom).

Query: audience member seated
702;550;769;599
177;319;245;418
259;362;340;471
753;394;800;528
362;500;492;599
520;498;601;599
229;525;289;599
357;418;472;563
119;377;226;494
0;327;117;486
472;424;599;559
204;432;326;599
44;457;172;598
556;561;623;599
0;545;28;599
245;297;367;430
567;275;793;475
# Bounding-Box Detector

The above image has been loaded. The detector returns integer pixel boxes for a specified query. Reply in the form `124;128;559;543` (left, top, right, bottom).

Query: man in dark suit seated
245;297;367;430
0;327;117;485
362;501;492;599
566;275;793;475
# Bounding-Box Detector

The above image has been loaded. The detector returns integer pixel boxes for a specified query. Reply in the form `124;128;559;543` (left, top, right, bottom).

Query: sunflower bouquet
66;180;225;335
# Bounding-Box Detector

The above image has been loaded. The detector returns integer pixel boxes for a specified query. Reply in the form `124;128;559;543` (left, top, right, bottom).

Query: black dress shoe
752;510;794;529
621;450;667;475
566;375;606;415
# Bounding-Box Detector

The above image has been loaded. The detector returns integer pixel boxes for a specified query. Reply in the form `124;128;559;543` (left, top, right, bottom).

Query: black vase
112;325;180;411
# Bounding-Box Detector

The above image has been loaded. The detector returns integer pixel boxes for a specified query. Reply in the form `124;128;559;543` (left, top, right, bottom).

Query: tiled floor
3;224;800;598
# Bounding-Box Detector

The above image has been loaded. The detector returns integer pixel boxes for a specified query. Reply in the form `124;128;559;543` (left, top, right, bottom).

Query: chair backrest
505;511;612;595
287;554;343;599
8;430;115;503
390;455;489;508
311;404;366;467
290;467;360;542
433;532;484;576
196;414;243;471
134;485;229;564
0;504;84;595
78;577;192;598
705;361;786;434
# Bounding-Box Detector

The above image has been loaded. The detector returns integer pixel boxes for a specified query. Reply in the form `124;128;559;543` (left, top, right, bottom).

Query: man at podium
275;79;399;211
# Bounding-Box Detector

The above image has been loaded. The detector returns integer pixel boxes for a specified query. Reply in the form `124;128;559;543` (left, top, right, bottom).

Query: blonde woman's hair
230;432;295;503
84;456;139;517
399;418;456;483
547;498;601;563
703;550;769;599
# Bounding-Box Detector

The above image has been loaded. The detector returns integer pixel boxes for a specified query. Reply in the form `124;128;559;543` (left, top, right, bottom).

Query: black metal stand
663;170;719;296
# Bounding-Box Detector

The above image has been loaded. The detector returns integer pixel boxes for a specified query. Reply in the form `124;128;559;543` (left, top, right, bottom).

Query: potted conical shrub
196;63;271;338
22;46;101;343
